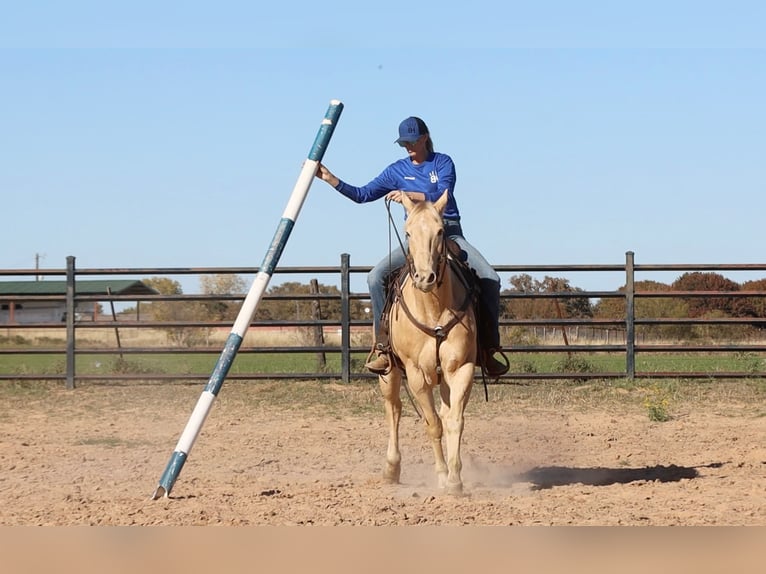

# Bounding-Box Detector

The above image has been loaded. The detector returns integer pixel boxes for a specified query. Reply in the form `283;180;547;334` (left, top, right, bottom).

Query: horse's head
401;190;449;293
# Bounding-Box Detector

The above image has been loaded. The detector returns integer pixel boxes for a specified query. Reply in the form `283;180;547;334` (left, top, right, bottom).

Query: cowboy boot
365;344;391;374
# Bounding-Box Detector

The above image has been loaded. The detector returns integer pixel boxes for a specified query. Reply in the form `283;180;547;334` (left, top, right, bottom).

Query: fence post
107;287;124;360
340;253;351;383
625;251;635;380
65;255;76;390
309;279;326;370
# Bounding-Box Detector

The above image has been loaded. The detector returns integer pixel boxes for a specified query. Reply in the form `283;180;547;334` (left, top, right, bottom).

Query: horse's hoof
383;466;401;484
446;482;464;496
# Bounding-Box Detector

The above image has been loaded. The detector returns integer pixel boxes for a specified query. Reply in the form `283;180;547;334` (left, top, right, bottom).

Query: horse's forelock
407;200;441;225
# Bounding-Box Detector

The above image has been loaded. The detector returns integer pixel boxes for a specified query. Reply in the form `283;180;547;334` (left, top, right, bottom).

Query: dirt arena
1;378;764;526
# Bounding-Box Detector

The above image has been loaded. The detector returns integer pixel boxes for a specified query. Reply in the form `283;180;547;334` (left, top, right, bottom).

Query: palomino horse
379;189;477;494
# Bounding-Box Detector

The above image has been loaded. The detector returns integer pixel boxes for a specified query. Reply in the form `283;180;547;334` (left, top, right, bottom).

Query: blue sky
2;2;765;294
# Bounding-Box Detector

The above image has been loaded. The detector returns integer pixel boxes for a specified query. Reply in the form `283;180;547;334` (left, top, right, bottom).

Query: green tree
593;280;671;318
143;277;183;296
255;281;368;322
141;277;184;324
592;280;690;340
199;273;247;321
141;276;205;346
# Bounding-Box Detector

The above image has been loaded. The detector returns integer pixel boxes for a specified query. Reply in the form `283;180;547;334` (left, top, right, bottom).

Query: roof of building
0;280;158;296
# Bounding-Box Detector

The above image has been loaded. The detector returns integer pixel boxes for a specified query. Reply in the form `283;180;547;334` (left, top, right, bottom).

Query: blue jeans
367;219;502;349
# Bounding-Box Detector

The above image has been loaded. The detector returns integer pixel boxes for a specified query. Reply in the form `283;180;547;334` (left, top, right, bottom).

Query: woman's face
400;135;427;160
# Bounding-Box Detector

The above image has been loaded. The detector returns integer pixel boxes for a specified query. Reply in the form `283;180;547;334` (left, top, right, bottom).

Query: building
0;280;157;324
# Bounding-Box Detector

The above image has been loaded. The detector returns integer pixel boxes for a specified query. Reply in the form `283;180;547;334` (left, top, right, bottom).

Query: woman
316;116;507;377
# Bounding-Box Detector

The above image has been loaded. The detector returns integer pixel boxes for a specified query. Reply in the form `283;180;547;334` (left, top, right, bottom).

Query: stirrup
482;349;509;378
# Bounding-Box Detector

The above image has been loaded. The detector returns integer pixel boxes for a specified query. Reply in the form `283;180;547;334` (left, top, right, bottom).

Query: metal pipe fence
2;252;766;388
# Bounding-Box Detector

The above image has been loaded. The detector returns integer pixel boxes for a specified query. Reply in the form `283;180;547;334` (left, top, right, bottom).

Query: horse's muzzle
412;271;438;292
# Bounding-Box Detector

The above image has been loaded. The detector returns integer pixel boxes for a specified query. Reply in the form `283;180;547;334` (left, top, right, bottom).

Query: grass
4;327;766;379
215;379;382;417
0;378;55;400
508;351;766;376
3;329;766;425
478;373;766;417
643;382;673;421
1;372;764;426
3;350;766;379
0;351;366;377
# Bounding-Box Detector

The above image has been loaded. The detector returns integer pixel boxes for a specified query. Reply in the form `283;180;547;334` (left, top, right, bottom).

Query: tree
141;277;184;323
592;280;690;340
504;274;592;319
593;280;672;318
199;274;247;321
671;272;740;317
143;277;183;296
141;276;205;346
254;281;369;322
735;278;766;329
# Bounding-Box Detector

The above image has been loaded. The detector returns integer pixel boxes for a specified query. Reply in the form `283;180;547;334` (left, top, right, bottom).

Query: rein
385;197;449;288
395;271;472;375
394;234;474;379
385;198;407;266
382;197;488;402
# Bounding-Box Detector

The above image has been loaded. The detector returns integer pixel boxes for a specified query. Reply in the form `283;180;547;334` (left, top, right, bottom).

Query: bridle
405;230;449;289
384;197;449;288
385;199;474;377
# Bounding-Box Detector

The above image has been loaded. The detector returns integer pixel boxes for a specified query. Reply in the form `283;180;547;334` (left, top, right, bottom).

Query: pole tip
150;486;167;500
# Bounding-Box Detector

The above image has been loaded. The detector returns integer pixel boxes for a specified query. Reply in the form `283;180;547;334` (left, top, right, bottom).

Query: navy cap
395;116;429;144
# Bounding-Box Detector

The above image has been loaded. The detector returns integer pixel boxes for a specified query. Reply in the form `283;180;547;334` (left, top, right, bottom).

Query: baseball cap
395;116;429;144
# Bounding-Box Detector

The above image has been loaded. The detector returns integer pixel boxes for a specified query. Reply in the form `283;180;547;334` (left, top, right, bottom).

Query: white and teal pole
152;99;344;499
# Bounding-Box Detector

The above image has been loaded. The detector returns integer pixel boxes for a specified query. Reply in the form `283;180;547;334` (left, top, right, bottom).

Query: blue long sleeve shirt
334;151;461;221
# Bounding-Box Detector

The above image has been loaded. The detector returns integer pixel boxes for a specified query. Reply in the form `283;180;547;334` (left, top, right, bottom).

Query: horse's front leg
379;368;402;483
408;368;448;489
439;362;474;495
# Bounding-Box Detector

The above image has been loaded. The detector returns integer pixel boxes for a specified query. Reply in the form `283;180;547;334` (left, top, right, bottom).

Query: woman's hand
315;163;339;187
386;190;425;203
385;190;405;203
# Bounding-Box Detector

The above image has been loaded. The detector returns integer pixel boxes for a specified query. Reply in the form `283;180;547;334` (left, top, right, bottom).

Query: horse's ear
400;191;416;213
434;189;449;214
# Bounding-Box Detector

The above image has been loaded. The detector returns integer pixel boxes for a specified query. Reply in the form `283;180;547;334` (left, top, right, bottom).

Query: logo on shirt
429;171;438;183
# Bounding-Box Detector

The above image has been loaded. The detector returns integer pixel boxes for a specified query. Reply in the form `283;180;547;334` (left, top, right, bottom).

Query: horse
378;189;478;494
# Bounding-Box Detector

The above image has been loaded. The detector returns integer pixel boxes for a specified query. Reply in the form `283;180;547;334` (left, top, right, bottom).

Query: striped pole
151;99;344;499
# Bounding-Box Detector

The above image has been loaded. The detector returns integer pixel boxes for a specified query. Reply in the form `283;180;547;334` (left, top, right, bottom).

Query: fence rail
2;252;766;388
